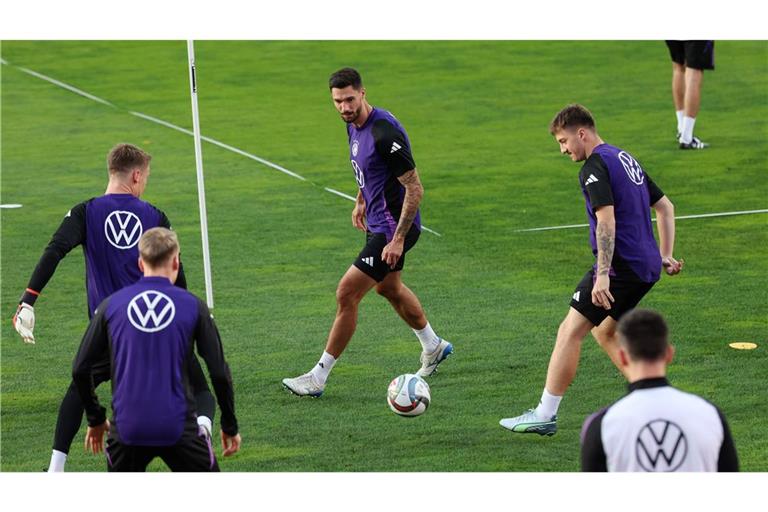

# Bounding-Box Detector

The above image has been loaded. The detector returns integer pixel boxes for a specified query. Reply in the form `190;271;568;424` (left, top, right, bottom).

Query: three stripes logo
390;141;402;154
127;290;176;333
104;210;143;249
361;256;374;267
635;419;688;472
584;174;599;186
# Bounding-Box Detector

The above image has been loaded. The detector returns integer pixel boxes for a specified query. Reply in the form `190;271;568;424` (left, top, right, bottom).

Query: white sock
413;322;441;353
197;415;212;434
675;110;684;133
681;116;696;143
48;450;67;472
534;389;562;420
310;351;336;384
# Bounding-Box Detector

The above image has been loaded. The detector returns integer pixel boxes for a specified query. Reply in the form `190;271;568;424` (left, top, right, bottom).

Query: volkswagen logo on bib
127;290;176;333
618;151;645;186
635;419;688;472
105;210;143;249
351;160;365;188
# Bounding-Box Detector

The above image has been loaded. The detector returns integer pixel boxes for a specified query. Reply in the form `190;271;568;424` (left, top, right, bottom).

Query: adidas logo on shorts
362;256;374;267
573;291;581;302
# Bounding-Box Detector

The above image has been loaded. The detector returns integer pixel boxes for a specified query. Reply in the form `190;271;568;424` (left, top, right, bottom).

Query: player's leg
282;265;377;396
666;41;687;139
160;432;220;472
375;271;453;377
48;365;111;472
376;271;427;330
672;62;686;137
680;41;713;148
500;307;594;436
543;308;596;396
188;354;216;435
501;269;607;435
48;382;85;472
592;278;655;373
325;265;378;357
591;317;623;373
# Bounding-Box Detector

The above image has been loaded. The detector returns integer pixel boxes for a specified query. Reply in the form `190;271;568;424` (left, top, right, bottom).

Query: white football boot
499;409;557;436
282;372;325;397
416;338;454;377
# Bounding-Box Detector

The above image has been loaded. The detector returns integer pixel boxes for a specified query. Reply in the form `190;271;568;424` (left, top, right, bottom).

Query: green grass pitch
1;41;766;471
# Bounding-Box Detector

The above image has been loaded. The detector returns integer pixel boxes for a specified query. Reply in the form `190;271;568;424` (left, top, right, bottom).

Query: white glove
13;303;35;344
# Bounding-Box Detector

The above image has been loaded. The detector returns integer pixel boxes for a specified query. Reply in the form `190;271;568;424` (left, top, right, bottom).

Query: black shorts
666;40;715;70
105;430;219;472
569;268;655;326
353;225;420;282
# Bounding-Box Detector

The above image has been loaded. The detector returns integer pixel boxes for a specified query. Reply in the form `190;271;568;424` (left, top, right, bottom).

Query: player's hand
351;202;367;232
381;238;404;269
85;419;110;455
221;432;241;457
13;302;35;344
662;256;684;276
591;273;614;310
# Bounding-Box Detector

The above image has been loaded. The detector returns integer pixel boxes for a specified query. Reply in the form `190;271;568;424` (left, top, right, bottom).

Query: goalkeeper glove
13;302;35;344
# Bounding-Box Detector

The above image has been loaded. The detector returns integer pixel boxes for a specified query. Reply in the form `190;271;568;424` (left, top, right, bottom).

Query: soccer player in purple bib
500;104;684;436
74;228;240;471
282;68;452;397
12;144;216;471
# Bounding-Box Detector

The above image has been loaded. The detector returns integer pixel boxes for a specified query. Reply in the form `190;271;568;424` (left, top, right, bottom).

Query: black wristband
20;290;39;306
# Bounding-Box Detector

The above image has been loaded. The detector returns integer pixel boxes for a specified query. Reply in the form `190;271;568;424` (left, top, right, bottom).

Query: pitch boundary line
3;59;442;236
516;209;768;232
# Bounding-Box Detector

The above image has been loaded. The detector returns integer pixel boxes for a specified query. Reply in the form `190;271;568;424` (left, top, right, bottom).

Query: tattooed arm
592;205;616;310
381;168;424;268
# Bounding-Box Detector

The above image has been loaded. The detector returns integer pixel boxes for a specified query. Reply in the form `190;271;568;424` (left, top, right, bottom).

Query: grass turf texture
1;41;766;472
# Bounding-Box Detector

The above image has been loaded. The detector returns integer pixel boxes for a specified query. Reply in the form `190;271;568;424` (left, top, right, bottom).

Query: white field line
323;188;442;236
3;59;442;236
517;209;768;232
16;65;115;107
324;188;357;201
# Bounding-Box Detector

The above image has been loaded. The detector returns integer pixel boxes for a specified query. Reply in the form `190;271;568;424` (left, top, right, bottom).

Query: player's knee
336;283;362;309
375;282;399;300
557;319;584;345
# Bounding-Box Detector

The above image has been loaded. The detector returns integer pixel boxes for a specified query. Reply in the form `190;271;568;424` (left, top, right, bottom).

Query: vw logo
636;419;688;472
618;151;645;186
105;210;143;249
351;160;365;188
127;290;176;333
352;139;359;157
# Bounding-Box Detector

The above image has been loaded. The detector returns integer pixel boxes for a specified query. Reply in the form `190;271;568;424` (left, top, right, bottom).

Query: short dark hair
549;104;596;135
107;143;151;175
617;309;670;362
329;67;362;90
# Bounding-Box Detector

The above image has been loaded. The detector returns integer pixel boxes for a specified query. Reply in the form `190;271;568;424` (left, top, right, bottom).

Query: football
387;373;431;417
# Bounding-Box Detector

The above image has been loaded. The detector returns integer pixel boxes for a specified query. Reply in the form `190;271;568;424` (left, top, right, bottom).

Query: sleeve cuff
86;406;107;427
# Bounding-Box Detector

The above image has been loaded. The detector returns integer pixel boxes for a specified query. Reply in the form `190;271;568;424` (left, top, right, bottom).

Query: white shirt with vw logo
600;384;725;471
